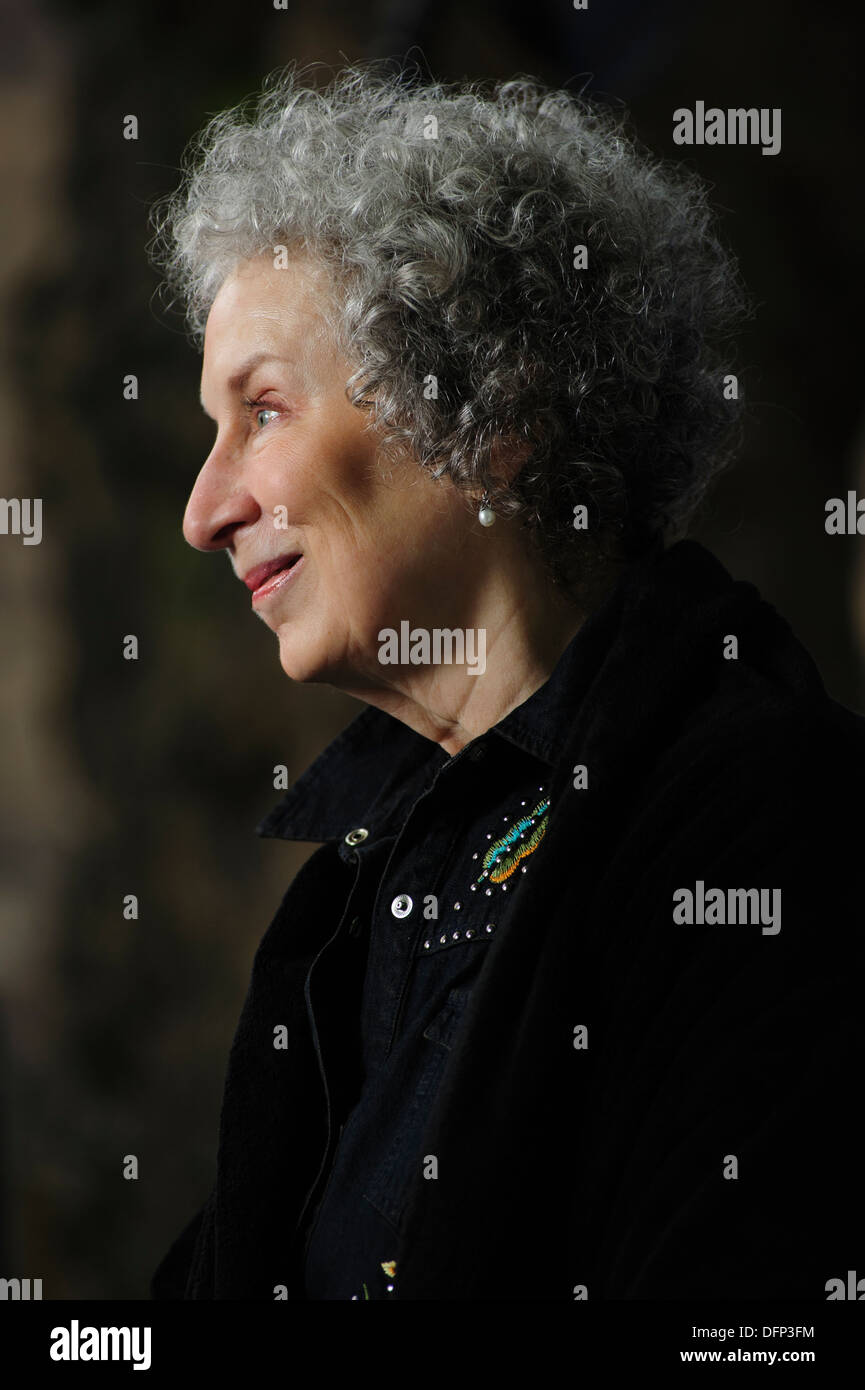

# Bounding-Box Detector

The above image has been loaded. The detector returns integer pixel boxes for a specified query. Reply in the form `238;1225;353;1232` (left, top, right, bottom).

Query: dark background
1;0;863;1297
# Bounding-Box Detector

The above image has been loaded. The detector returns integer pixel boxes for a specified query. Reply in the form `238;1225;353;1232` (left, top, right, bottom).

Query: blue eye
242;396;280;429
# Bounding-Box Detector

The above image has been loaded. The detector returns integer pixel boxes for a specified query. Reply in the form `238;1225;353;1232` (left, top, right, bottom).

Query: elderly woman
149;63;864;1301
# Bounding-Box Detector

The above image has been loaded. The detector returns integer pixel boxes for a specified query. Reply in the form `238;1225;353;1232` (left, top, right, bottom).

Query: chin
276;633;331;686
277;651;322;685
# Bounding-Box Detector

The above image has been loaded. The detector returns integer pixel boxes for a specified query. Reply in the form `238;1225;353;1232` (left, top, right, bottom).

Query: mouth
244;552;304;602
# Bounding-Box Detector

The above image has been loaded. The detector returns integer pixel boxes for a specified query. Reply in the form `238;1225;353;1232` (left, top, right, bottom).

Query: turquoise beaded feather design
473;796;550;888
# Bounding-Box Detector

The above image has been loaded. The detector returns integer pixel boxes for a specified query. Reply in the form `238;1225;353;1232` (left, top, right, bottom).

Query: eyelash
242;395;281;429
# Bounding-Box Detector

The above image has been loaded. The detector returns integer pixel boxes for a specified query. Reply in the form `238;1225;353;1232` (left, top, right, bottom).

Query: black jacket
151;539;865;1299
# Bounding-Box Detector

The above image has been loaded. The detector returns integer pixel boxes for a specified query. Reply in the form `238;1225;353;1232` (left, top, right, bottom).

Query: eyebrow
199;352;288;416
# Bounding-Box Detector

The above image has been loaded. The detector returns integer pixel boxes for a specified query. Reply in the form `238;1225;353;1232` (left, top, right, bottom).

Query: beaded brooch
469;790;550;897
421;786;551;953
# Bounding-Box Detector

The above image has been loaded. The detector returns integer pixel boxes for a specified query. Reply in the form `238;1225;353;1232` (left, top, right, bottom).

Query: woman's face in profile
187;255;476;695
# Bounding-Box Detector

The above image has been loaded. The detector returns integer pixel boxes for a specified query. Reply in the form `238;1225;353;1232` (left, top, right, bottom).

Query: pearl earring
478;494;495;527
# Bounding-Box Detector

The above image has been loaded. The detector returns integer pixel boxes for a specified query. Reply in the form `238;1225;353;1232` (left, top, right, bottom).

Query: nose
182;445;260;553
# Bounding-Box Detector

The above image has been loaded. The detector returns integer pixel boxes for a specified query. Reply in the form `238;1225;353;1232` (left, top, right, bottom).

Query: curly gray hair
149;60;749;597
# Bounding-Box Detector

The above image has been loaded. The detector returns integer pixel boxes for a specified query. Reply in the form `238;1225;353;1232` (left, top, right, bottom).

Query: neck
345;567;607;756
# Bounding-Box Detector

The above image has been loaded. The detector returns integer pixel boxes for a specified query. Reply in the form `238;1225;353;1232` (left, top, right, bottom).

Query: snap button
391;893;413;918
344;827;369;846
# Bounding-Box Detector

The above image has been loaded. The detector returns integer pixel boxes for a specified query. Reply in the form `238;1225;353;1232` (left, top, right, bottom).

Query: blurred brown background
1;0;863;1297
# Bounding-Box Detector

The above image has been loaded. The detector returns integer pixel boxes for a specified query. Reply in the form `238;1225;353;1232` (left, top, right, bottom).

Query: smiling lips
244;553;303;599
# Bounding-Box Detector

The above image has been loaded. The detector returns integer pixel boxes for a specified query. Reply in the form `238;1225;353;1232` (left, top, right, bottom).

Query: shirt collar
255;608;603;845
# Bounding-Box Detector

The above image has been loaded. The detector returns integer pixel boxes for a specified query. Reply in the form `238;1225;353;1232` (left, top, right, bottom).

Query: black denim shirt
151;540;865;1302
256;634;585;1300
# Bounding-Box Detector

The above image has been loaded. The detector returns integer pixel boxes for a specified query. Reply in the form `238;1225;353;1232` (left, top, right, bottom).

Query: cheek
294;417;378;510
